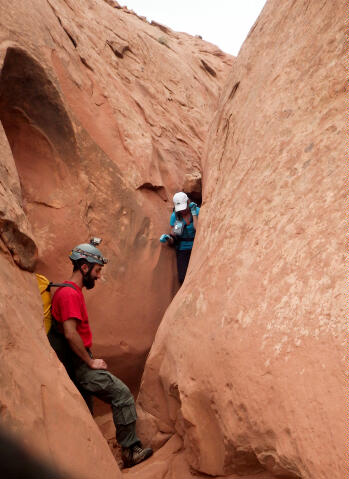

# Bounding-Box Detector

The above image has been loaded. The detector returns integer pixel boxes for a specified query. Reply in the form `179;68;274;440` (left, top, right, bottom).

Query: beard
82;271;96;290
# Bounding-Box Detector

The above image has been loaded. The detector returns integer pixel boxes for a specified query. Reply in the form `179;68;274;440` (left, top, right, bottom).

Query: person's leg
176;249;192;284
74;365;152;467
77;385;94;414
48;330;93;413
74;365;139;447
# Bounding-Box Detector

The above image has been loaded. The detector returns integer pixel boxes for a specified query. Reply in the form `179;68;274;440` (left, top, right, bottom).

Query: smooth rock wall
137;1;346;478
0;0;232;475
0;0;232;392
0;115;122;477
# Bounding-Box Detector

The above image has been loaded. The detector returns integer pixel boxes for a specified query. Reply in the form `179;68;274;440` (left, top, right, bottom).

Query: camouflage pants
74;361;140;448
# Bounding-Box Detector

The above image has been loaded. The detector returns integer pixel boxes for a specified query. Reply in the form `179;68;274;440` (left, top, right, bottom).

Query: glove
160;234;170;243
189;202;198;216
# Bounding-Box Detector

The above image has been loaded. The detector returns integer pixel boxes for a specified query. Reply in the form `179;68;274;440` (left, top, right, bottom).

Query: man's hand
63;319;108;370
89;358;107;370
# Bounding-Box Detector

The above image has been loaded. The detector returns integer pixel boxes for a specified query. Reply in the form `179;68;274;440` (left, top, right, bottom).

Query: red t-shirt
51;281;92;348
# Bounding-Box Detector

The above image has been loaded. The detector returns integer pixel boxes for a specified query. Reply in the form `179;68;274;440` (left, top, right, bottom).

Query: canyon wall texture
1;0;345;477
136;0;346;478
0;0;232;475
0;117;122;477
0;0;232;392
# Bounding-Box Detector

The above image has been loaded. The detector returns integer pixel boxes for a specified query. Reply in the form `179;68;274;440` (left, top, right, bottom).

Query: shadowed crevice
0;47;80;271
0;219;37;271
0;47;78;162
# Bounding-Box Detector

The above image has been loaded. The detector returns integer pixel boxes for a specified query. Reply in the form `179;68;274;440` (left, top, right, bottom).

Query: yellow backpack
36;274;76;334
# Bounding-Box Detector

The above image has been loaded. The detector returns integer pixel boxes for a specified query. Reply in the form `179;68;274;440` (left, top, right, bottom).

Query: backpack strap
46;283;77;292
48;283;77;335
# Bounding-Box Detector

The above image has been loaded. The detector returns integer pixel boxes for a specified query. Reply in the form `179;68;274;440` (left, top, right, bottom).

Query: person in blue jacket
160;192;199;284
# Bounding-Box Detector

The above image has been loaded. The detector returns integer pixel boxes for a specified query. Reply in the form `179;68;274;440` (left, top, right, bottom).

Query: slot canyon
0;0;345;478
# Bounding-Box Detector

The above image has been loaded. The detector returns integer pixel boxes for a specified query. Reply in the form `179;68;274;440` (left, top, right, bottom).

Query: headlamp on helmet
69;238;108;265
90;237;102;246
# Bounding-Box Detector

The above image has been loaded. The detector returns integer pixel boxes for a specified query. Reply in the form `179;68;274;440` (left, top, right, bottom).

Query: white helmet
173;192;188;212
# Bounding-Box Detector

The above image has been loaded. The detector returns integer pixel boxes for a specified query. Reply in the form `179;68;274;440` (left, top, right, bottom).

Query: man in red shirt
49;239;152;468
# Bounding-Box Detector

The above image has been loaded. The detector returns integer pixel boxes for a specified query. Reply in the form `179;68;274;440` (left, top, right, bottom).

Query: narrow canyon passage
0;40;175;399
0;38;211;477
0;44;275;479
0;0;345;478
0;45;209;477
0;43;183;394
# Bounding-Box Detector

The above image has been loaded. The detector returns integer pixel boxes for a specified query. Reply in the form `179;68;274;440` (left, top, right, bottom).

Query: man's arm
63;319;107;370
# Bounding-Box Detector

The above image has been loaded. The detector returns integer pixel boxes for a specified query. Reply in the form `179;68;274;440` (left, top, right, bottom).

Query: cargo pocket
115;403;137;425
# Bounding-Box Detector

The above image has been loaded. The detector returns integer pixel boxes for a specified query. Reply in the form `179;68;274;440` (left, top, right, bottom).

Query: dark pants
176;249;192;284
74;361;139;448
48;330;139;448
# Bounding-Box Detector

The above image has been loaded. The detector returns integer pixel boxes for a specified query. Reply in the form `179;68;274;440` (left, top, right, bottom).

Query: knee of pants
76;367;135;407
105;379;137;425
113;382;134;407
114;403;137;425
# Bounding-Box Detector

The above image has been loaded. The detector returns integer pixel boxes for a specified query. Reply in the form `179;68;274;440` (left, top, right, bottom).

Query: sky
119;0;267;56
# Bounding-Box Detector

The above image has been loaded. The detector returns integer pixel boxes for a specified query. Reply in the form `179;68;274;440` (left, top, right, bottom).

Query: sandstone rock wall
0;0;232;390
0;0;232;475
137;1;346;478
0;110;122;477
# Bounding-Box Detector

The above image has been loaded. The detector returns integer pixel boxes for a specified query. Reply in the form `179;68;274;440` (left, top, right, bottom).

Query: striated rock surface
0;0;232;388
0;0;232;475
1;0;345;477
0;110;122;478
136;1;346;478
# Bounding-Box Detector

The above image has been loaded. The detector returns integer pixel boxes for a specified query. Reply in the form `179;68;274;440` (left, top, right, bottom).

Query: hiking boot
121;443;153;468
